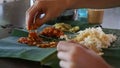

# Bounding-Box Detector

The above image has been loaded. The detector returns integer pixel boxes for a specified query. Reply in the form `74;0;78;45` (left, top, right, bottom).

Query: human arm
26;0;120;30
68;0;120;9
57;41;112;68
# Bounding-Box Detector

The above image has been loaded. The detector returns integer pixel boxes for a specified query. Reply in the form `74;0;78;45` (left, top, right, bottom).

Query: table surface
0;0;120;68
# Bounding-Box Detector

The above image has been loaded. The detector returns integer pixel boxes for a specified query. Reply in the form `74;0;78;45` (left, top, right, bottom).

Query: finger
26;6;34;30
67;40;89;50
57;52;72;61
59;61;74;68
57;41;90;54
57;41;76;52
32;10;55;29
38;11;52;24
26;4;40;30
39;8;61;24
32;11;44;29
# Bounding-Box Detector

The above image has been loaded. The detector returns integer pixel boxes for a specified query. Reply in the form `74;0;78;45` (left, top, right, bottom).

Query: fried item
18;30;43;46
37;42;58;48
18;29;59;48
18;37;28;44
69;26;80;32
40;26;64;38
53;23;72;31
53;23;80;32
28;30;42;42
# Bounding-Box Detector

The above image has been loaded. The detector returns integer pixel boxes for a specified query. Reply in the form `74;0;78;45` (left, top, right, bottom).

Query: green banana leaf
0;28;60;68
0;21;120;68
102;28;120;68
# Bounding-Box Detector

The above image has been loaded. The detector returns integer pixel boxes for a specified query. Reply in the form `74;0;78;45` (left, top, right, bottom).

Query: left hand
57;41;111;68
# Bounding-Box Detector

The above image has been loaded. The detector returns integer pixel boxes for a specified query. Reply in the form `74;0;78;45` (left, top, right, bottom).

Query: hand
26;0;69;30
57;41;111;68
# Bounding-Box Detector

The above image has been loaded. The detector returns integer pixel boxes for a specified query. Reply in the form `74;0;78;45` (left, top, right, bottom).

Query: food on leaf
18;27;64;48
53;23;80;32
39;26;64;38
18;30;43;46
62;27;117;55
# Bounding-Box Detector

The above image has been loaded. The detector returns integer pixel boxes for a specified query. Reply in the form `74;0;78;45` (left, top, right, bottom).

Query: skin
57;41;112;68
26;0;120;68
68;0;120;9
26;0;120;30
26;0;68;30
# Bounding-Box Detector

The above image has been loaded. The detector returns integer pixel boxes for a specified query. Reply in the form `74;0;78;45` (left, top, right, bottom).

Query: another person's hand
57;41;111;68
26;0;69;30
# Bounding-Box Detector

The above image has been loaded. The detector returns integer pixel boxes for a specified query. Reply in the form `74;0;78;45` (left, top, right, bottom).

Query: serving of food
53;23;80;32
18;22;117;55
18;22;79;48
18;26;64;48
72;27;117;55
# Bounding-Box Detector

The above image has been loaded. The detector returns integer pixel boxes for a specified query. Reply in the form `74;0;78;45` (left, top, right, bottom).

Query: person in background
26;0;120;68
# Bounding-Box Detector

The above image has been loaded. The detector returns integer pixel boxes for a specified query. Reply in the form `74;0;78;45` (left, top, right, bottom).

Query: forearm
67;0;120;9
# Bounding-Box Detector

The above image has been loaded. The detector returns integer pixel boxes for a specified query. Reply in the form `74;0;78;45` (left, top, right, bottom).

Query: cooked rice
72;27;117;55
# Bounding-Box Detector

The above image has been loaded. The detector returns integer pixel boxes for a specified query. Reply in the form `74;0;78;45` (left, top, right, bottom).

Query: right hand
26;0;69;30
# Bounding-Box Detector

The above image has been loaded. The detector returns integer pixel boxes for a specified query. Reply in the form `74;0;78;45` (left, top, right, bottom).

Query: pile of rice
72;27;117;55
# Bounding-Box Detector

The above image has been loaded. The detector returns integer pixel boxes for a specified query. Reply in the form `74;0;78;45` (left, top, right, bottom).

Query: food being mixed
18;27;64;48
18;30;42;45
18;25;117;52
40;26;64;38
71;27;117;55
53;23;80;32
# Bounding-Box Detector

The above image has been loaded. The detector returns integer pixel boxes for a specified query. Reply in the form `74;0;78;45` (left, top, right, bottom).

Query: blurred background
0;0;29;39
0;0;29;28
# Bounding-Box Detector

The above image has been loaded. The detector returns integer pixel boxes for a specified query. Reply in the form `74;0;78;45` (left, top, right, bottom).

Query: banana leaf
0;28;60;68
0;21;120;68
102;28;120;68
